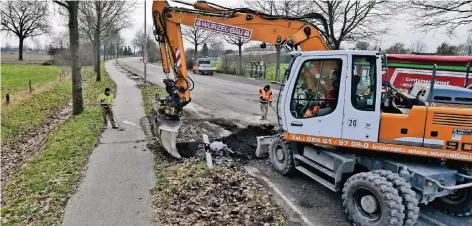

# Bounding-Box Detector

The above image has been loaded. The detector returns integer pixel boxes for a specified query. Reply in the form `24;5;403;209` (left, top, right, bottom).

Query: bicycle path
61;61;155;226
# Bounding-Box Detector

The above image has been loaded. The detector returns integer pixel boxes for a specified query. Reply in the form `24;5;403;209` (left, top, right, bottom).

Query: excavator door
283;52;348;139
341;54;382;142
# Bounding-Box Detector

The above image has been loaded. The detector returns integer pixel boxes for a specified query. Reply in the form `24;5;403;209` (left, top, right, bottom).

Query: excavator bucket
151;109;182;159
255;136;273;158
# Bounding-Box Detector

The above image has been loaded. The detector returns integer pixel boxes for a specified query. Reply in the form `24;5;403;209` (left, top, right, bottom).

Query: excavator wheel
372;170;419;226
342;172;405;226
268;136;295;176
430;179;472;217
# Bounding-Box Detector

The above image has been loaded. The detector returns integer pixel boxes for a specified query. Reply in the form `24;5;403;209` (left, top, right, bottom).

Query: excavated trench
116;60;277;161
175;111;277;160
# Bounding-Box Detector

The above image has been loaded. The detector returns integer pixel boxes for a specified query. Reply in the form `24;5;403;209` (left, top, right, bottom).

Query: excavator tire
342;172;405;226
268;135;295;176
430;179;472;217
372;170;419;226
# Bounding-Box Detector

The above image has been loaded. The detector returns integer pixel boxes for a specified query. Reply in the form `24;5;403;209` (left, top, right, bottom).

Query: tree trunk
238;44;242;76
334;40;341;50
275;44;281;82
194;43;198;65
103;43;106;61
94;30;101;81
19;37;24;61
69;1;84;115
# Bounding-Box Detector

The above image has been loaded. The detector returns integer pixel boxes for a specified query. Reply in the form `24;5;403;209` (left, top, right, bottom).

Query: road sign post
144;0;147;83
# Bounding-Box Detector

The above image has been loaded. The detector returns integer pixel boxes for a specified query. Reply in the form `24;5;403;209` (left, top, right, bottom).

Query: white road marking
244;166;319;226
122;120;137;126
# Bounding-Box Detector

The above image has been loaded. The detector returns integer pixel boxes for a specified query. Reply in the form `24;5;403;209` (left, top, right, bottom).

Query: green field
1;62;117;226
1;63;61;94
1;63;70;141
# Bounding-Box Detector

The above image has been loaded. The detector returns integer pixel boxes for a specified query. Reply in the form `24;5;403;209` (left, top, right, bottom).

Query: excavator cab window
351;55;377;111
290;59;342;118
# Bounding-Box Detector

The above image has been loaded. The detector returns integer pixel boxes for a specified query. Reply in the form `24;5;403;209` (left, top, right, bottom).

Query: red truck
382;54;472;91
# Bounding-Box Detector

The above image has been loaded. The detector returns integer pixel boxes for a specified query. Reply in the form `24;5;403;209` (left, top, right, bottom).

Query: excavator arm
151;0;330;158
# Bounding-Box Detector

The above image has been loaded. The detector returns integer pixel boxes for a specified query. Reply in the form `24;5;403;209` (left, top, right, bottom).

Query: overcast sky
1;0;470;53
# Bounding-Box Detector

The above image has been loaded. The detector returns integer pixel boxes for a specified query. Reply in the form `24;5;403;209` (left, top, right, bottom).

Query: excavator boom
151;0;330;157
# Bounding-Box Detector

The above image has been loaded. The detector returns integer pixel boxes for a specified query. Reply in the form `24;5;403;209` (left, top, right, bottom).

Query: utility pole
144;0;147;83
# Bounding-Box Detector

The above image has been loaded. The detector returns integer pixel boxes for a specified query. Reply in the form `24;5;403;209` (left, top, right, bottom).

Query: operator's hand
108;104;112;109
259;96;264;100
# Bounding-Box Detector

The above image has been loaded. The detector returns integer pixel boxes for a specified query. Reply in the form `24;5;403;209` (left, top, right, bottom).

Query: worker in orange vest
258;85;273;120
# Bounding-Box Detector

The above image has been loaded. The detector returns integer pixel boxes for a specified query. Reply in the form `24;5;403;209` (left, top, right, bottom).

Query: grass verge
137;81;287;225
1;78;71;141
1;62;117;226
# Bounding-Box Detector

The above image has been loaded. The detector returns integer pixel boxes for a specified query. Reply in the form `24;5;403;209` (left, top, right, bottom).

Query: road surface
119;57;471;226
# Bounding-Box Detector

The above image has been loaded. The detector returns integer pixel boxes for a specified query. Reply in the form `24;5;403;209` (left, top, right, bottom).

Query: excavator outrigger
151;1;472;226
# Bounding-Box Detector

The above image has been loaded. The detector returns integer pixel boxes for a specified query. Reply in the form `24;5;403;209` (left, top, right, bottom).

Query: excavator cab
281;50;382;142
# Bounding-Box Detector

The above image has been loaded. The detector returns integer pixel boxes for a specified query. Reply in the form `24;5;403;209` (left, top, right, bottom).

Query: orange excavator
151;1;472;226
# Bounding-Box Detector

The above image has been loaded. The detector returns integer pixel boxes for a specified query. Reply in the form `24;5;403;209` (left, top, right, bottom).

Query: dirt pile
219;124;276;159
173;111;276;159
151;158;286;226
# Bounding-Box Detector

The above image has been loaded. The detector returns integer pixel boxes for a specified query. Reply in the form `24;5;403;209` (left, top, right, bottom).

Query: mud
176;111;276;160
218;124;276;159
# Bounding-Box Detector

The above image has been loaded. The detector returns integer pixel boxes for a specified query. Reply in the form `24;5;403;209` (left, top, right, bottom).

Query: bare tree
53;1;83;115
385;42;410;54
209;39;225;57
182;26;213;63
1;1;51;60
78;0;135;81
457;36;472;55
406;0;472;35
410;39;427;53
436;42;460;55
132;26;152;56
355;41;370;50
307;1;396;50
244;0;311;81
222;35;250;75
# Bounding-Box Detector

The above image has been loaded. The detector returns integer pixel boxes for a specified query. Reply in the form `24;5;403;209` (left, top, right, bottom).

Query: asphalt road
119;57;471;226
119;58;281;126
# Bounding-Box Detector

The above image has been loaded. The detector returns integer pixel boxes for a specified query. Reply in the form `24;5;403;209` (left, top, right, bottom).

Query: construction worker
258;85;273;120
97;87;118;129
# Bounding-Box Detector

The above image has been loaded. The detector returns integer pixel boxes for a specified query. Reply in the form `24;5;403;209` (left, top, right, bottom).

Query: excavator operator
304;69;341;118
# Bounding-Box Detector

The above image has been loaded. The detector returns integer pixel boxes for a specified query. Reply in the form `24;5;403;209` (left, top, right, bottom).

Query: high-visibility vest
97;93;114;106
258;88;273;103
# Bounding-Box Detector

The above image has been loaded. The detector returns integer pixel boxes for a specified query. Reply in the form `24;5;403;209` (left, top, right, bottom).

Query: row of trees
354;39;472;55
175;0;471;79
1;1;136;115
2;0;471;115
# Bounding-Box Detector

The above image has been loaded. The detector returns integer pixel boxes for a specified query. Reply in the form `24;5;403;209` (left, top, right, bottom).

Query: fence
4;68;72;105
